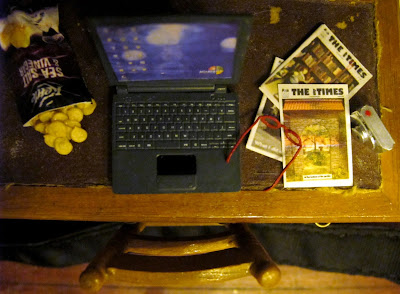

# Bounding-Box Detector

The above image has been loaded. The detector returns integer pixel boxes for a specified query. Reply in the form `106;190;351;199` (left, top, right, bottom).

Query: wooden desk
1;0;399;224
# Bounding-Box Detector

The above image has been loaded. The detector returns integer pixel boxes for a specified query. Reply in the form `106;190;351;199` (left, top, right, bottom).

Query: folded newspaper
279;84;353;188
246;24;372;161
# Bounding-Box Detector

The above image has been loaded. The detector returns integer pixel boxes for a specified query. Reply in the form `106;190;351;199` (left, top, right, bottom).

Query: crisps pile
1;6;95;156
32;99;96;155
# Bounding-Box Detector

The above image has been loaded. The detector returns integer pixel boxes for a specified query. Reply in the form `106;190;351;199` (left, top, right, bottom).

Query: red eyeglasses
226;115;303;191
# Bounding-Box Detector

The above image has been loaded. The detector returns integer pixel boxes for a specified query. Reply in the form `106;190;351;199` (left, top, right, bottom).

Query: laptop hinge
116;85;129;95
215;85;227;94
126;85;216;93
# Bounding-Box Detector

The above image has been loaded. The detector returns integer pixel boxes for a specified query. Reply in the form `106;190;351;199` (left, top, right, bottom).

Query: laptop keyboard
115;101;238;150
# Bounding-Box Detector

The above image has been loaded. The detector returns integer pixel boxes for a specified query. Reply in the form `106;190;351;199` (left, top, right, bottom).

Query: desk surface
1;0;399;223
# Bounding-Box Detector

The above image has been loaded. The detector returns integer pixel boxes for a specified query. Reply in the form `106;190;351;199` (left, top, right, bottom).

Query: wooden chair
79;223;281;291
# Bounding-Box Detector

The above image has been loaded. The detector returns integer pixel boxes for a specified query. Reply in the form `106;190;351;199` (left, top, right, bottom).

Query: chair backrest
79;223;281;291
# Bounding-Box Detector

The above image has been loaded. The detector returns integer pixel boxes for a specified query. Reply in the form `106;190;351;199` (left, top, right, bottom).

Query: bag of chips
0;6;96;155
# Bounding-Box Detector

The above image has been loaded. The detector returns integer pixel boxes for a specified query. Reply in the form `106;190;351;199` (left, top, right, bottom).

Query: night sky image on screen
97;22;239;82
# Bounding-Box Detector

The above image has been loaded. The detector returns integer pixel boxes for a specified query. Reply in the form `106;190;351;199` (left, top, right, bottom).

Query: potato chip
46;121;68;138
52;112;68;121
0;27;11;50
61;106;73;114
44;134;57;147
64;120;81;128
65;126;73;140
4;22;33;48
70;127;87;143
77;102;91;110
67;107;84;122
39;111;54;122
54;137;73;155
34;122;47;133
83;99;97;116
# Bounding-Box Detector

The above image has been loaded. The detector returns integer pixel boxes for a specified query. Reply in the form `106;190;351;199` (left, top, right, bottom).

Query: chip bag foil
0;6;92;127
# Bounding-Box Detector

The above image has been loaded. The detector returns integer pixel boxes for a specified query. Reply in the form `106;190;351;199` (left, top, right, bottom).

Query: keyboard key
224;114;236;122
127;143;137;149
144;141;154;149
205;132;214;139
154;133;163;140
181;141;190;148
213;132;222;140
226;103;236;114
210;142;220;149
198;132;206;140
117;133;128;141
155;141;180;149
162;132;171;140
227;123;236;130
223;132;236;139
117;142;127;149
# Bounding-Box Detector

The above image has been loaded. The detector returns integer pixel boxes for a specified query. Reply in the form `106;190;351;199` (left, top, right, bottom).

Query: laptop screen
95;22;240;82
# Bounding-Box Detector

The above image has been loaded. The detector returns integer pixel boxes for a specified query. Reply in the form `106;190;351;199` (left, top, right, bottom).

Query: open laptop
88;15;251;194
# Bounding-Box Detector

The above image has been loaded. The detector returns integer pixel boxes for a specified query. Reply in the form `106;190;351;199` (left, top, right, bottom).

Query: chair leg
228;224;281;288
79;223;143;292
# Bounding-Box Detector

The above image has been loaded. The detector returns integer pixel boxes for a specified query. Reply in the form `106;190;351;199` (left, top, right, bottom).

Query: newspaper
245;57;284;161
246;24;372;161
279;84;353;188
260;24;372;108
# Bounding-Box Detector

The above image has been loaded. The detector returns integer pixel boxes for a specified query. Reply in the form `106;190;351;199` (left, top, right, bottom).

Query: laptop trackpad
156;155;197;191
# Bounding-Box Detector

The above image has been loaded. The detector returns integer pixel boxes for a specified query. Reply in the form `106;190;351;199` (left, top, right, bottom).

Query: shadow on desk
0;220;399;285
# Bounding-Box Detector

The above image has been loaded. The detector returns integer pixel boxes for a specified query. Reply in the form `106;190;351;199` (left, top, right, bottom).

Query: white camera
351;105;395;153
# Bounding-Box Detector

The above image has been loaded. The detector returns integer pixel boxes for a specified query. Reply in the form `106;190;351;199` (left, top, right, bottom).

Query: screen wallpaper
96;22;239;82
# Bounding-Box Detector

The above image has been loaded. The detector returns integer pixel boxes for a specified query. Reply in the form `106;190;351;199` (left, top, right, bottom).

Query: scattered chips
70;127;87;143
54;137;73;155
32;100;96;155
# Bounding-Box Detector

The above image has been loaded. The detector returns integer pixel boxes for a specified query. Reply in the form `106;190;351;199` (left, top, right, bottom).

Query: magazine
279;84;353;188
259;24;372;108
245;57;284;161
246;24;372;161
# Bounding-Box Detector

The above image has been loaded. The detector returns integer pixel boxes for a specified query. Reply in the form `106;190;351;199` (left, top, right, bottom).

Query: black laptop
88;15;251;194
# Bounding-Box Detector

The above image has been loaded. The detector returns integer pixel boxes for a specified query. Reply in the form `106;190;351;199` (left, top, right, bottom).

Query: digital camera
351;105;395;153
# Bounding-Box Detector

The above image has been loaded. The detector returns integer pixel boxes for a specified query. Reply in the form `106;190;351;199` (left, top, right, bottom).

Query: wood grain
0;0;400;223
1;185;399;222
1;261;399;294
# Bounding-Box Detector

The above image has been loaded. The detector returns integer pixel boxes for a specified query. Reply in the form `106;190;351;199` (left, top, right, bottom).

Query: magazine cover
279;84;353;188
259;24;372;108
245;57;284;161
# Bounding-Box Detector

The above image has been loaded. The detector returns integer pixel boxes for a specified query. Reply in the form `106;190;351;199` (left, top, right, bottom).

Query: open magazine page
279;84;353;188
259;24;372;108
245;57;284;161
